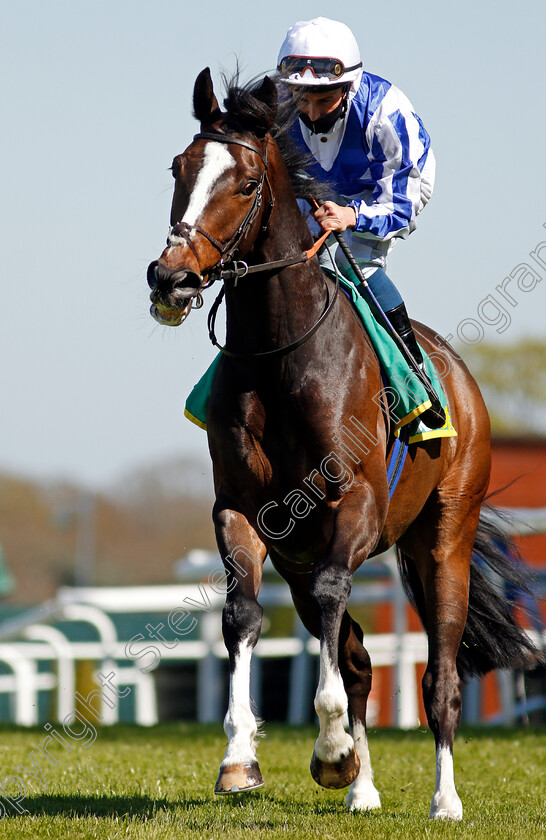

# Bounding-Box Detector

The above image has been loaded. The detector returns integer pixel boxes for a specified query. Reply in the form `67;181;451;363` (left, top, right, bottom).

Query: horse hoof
345;782;381;812
214;761;264;795
310;747;360;789
430;793;463;821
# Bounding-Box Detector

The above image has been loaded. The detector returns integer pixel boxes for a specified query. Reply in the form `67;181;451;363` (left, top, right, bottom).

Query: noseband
168;131;339;360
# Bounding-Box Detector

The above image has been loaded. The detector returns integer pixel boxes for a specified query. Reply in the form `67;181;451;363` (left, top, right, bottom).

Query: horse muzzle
147;260;203;326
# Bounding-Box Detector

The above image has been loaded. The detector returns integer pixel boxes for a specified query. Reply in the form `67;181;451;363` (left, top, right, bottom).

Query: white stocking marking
313;646;354;763
221;639;258;768
345;720;381;811
430;744;463;820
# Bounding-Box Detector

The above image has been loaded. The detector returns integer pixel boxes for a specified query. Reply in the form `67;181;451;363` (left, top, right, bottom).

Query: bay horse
147;69;541;820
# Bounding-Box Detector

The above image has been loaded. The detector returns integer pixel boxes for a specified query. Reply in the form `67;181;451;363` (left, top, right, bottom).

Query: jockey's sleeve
350;89;432;242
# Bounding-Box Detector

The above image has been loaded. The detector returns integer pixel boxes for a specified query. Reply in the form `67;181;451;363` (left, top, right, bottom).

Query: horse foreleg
215;631;265;794
309;564;360;789
213;506;266;795
310;490;385;791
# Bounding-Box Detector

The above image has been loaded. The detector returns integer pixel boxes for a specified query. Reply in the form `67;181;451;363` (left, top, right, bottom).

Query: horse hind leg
401;503;545;818
397;522;473;821
338;612;381;812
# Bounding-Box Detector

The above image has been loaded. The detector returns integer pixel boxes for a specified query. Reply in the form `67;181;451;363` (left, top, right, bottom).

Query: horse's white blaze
345;720;381;811
221;638;258;767
313;646;354;762
183;143;235;227
430;744;463;820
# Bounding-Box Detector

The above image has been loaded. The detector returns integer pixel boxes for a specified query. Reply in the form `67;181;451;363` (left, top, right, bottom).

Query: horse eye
240;180;258;196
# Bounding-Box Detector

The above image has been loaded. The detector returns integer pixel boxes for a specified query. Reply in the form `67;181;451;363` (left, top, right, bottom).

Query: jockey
277;17;445;428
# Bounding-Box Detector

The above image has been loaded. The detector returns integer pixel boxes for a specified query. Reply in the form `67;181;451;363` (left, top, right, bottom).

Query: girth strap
387;427;409;499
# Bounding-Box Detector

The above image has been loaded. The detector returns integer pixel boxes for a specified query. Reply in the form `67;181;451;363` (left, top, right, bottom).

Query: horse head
147;68;277;326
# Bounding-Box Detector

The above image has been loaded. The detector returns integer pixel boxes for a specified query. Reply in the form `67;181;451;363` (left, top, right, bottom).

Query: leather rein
172;131;338;360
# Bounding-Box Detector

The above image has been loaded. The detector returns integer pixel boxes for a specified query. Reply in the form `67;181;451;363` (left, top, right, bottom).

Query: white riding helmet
277;17;362;87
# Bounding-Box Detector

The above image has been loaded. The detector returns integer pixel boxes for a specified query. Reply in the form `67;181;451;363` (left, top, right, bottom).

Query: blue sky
1;1;545;488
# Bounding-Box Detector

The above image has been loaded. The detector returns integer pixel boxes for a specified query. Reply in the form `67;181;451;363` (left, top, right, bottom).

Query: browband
193;132;268;166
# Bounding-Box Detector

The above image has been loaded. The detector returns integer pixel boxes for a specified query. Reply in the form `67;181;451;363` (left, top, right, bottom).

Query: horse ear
254;75;278;131
193;67;221;124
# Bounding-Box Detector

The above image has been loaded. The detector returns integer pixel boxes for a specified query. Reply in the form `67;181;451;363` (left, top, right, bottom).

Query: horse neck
223;147;328;355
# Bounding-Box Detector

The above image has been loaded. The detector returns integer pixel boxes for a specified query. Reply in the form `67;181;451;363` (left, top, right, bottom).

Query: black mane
219;73;331;203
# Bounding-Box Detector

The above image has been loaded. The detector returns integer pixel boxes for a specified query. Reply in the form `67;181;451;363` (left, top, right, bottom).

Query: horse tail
396;504;544;680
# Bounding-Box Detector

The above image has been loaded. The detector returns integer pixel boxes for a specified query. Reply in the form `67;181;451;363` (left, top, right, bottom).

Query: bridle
168;132;274;268
168;130;339;360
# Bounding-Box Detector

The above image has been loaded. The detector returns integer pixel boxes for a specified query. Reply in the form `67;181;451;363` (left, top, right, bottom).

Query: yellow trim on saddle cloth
409;426;458;443
394;405;457;445
184;407;208;431
395;399;433;428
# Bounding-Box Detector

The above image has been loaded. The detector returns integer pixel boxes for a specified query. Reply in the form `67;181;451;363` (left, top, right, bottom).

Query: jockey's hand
313;201;357;233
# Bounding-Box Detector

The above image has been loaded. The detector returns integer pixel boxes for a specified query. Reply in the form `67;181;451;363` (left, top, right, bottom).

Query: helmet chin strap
299;86;349;135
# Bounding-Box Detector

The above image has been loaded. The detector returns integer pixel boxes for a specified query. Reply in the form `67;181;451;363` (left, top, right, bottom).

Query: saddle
184;269;456;446
322;267;456;444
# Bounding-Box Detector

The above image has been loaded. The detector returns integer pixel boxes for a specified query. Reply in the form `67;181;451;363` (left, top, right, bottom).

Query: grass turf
0;723;543;839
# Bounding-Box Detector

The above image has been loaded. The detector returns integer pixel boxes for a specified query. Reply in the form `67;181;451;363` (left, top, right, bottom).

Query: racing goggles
277;56;362;81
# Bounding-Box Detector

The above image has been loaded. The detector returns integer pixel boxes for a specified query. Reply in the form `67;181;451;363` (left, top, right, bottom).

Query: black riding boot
386;303;446;429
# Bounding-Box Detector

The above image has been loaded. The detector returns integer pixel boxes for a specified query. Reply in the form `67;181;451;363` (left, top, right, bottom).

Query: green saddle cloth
184;266;457;444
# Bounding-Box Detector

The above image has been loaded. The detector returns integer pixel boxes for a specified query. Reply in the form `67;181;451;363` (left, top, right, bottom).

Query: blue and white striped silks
293;70;436;277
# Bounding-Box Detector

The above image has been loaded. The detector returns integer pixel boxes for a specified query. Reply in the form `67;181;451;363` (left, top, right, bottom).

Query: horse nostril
147;261;159;289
